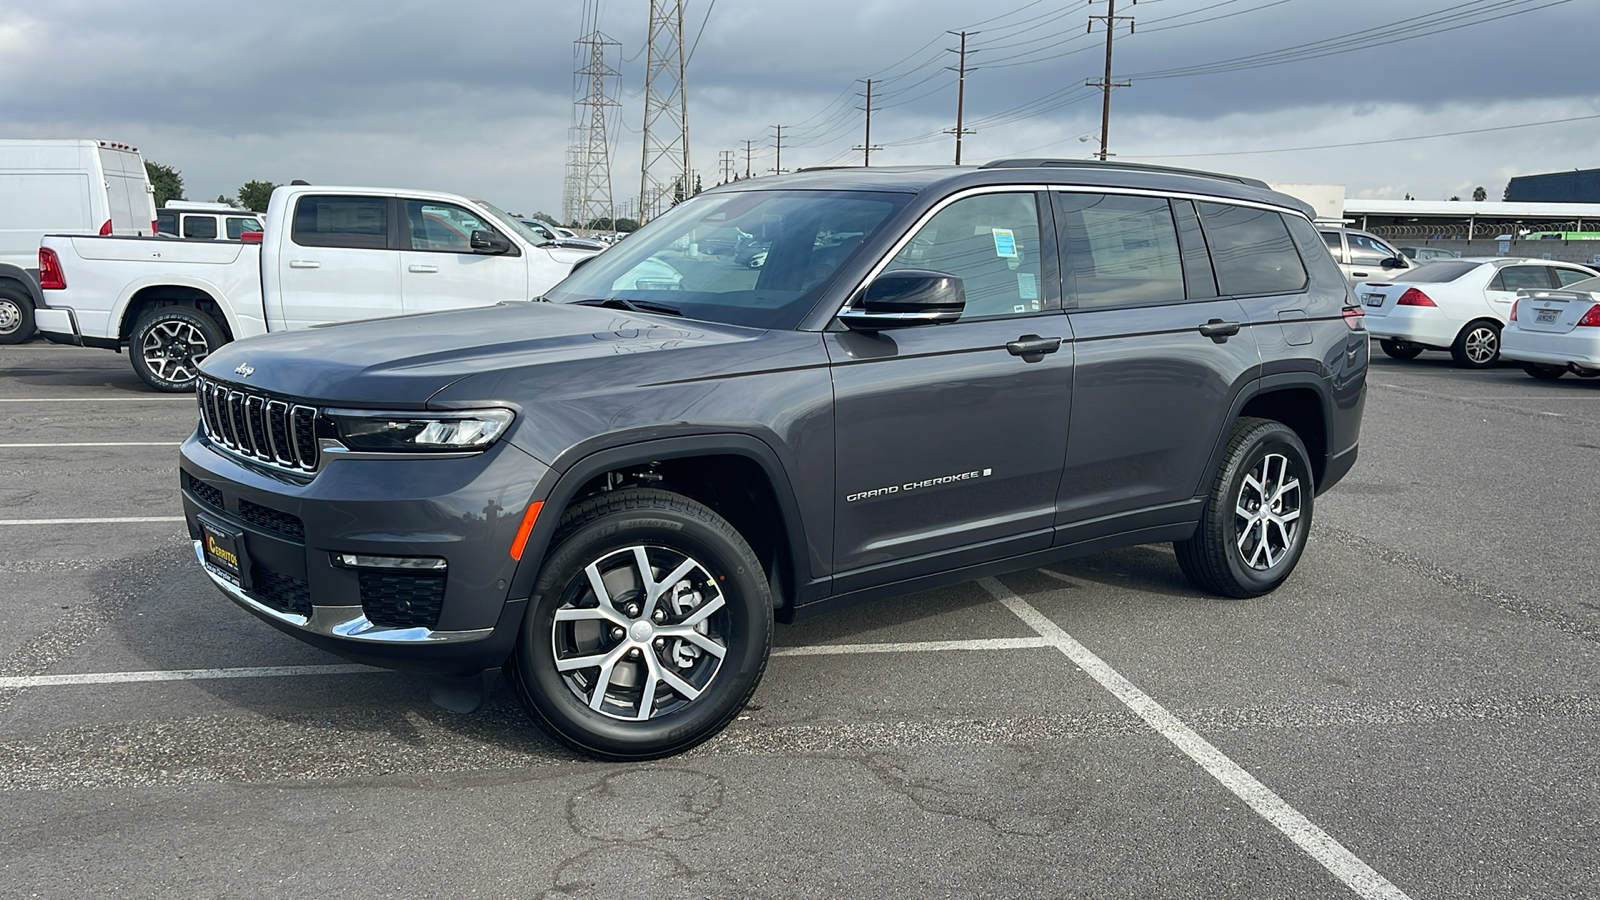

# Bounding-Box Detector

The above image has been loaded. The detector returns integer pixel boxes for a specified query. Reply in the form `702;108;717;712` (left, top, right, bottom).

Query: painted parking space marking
0;516;184;526
979;576;1413;900
0;664;379;690
0;397;195;402
775;636;1051;656
0;442;182;448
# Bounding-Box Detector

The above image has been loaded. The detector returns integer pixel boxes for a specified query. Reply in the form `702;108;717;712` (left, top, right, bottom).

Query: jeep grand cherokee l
180;160;1368;759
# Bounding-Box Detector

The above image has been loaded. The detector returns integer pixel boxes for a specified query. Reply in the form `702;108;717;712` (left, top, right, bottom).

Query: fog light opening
332;553;447;571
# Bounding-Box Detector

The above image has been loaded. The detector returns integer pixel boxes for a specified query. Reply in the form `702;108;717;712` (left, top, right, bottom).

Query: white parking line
0;516;184;526
0;442;182;448
0;664;378;689
775;637;1051;656
978;577;1412;900
0;397;194;402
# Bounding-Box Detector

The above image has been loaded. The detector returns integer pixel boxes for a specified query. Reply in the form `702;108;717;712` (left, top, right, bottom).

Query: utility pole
719;149;735;184
742;139;756;178
945;30;978;165
853;79;883;166
1086;0;1134;161
771;125;785;173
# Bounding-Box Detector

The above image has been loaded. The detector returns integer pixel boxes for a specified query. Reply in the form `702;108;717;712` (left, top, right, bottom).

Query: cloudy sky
1;0;1594;218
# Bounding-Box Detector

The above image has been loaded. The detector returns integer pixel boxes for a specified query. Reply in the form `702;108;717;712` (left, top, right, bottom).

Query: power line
1120;112;1600;159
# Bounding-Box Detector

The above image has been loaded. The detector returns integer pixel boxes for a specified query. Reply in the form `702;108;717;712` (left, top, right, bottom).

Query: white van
0;139;158;343
156;201;265;242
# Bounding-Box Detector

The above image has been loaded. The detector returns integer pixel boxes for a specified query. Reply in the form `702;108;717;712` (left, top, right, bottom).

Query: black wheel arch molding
505;432;817;617
0;263;44;308
1203;368;1354;499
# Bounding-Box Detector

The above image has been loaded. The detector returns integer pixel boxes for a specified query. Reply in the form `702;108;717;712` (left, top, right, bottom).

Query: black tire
506;488;773;760
1379;339;1423;361
1174;417;1314;599
0;283;35;345
129;305;226;392
1450;320;1501;369
1522;363;1566;381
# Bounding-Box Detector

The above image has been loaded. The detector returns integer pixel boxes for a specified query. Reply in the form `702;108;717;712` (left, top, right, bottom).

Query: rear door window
1492;266;1554;292
1054;192;1186;308
292;196;390;249
1198;202;1308;296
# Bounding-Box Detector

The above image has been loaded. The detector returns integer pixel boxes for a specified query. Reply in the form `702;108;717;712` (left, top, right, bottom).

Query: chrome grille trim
197;377;320;473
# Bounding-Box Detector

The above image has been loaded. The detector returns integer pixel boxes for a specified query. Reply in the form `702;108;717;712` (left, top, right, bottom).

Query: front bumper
181;429;551;674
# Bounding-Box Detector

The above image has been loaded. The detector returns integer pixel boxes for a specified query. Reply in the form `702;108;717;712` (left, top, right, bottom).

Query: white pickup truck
36;184;598;391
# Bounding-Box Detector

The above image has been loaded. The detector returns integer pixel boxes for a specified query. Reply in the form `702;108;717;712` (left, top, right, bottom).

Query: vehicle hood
198;301;757;407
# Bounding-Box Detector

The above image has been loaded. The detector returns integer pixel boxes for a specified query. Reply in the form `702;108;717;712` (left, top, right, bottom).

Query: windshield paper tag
991;228;1018;258
1017;272;1038;301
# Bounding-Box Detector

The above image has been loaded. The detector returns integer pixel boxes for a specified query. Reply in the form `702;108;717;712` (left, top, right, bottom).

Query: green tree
237;180;278;212
215;195;230;205
145;161;185;207
1472;185;1487;202
1449;195;1461;201
694;174;703;196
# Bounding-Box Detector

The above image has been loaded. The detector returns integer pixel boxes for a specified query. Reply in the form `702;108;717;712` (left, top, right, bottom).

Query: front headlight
324;408;515;453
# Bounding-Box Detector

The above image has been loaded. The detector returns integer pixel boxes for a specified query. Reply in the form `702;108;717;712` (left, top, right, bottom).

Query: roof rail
979;158;1269;189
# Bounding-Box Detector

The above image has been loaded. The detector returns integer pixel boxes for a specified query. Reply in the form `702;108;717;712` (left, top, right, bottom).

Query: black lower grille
186;473;224;510
238;500;305;541
359;572;446;629
250;565;313;617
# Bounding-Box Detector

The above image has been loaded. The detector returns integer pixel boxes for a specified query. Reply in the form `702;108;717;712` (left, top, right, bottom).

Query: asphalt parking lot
1;341;1596;900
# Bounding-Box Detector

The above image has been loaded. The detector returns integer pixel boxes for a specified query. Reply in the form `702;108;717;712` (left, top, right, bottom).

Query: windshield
545;189;910;329
1401;261;1481;283
477;201;553;246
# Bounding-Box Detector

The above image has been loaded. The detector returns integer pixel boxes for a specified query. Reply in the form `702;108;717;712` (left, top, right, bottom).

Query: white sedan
1502;274;1600;381
1358;258;1599;368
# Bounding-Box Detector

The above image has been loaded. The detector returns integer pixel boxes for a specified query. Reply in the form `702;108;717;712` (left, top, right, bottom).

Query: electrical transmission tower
1086;0;1134;161
718;149;735;184
574;27;620;229
640;0;690;222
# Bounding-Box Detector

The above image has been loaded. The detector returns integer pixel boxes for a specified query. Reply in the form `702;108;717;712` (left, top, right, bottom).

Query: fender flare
505;433;813;608
115;275;242;342
1198;371;1332;498
0;263;43;308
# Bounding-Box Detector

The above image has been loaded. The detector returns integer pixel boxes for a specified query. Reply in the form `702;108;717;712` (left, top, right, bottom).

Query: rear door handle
1006;335;1063;361
1351;271;1369;278
1197;319;1242;342
288;260;320;269
408;264;439;273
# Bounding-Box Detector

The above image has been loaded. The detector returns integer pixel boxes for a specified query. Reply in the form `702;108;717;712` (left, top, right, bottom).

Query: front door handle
288;260;320;269
1198;319;1242;342
408;264;439;273
1351;271;1370;279
1006;334;1063;362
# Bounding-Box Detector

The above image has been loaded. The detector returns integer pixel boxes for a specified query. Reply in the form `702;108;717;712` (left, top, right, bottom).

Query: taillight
1577;304;1600;327
1509;299;1519;322
98;219;113;236
38;248;65;289
1342;306;1366;330
150;220;159;235
1397;288;1436;307
239;231;264;244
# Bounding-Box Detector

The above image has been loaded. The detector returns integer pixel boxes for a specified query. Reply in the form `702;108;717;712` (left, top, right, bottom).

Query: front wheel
129;305;226;392
1379;339;1423;360
1522;363;1566;381
0;283;35;345
1175;418;1314;598
1450;320;1501;369
506;488;772;760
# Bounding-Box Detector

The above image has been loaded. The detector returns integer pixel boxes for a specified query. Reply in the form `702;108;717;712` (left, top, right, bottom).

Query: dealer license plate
199;518;245;585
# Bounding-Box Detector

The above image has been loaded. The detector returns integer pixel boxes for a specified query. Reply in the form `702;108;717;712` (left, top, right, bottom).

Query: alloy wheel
141;320;211;383
1463;325;1498;365
1234;452;1302;571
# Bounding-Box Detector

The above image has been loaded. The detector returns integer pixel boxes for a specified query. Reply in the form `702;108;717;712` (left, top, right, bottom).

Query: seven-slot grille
197;377;319;472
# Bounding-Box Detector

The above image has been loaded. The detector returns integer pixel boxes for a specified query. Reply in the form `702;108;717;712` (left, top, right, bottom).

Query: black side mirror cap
471;230;512;254
839;269;966;330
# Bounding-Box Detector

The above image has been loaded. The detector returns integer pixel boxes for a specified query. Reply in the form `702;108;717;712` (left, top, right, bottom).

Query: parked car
179;158;1367;759
1319;226;1413;286
35;184;599;391
1502;274;1600;379
0;138;157;343
1400;246;1457;261
1359;258;1599;367
516;218;607;251
156;201;264;241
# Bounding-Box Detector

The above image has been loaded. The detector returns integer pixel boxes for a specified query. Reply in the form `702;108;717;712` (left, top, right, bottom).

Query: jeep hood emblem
234;363;255;377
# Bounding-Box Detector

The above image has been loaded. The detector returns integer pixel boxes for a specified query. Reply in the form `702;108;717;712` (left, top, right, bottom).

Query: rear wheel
1379;339;1423;360
129;305;225;392
506;488;772;760
0;283;34;345
1450;320;1501;368
1175;418;1313;598
1522;363;1566;381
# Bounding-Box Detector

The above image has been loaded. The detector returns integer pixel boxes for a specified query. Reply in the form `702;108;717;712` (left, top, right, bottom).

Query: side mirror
838;269;965;330
471;230;512;254
1381;256;1405;269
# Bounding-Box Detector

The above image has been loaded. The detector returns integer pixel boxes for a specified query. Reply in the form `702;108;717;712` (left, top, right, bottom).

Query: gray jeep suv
180;160;1368;759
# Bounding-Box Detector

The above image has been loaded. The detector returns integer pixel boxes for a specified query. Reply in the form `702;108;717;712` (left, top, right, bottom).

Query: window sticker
991;228;1018;258
1016;272;1038;301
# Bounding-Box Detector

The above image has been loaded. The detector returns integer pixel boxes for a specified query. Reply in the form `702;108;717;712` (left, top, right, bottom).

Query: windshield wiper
573;297;683;317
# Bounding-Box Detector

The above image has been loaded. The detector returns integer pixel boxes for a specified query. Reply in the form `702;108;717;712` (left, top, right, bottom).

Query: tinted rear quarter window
1198;202;1307;296
182;215;218;240
292;196;388;249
